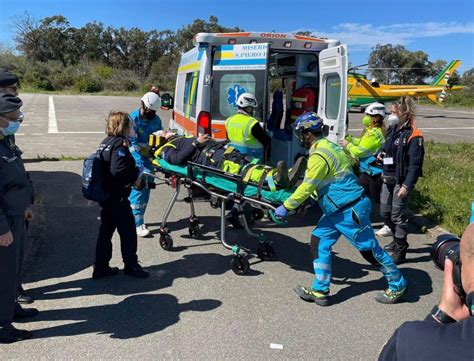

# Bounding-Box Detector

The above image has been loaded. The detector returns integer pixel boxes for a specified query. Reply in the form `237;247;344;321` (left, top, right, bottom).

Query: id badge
383;157;394;165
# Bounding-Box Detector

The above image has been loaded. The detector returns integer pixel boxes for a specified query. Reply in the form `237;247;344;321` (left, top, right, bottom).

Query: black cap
0;93;22;114
0;69;19;87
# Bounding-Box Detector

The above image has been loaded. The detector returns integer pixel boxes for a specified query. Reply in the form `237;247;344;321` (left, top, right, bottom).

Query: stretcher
146;158;295;275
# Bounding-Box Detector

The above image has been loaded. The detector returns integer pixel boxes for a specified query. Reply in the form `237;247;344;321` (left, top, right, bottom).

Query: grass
19;86;174;97
409;141;474;236
23;154;86;162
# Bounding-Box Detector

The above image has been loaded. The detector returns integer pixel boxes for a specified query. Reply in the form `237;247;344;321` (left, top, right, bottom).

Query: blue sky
1;0;473;74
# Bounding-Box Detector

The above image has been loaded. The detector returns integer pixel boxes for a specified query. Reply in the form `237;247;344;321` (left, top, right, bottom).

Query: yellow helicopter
347;60;464;111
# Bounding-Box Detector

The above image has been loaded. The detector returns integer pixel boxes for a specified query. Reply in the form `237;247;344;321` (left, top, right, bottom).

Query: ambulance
170;32;348;166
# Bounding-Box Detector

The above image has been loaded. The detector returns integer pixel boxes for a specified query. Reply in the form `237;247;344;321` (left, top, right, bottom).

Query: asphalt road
2;93;469;359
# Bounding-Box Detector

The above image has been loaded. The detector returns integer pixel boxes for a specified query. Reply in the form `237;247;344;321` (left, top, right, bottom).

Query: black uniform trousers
95;198;138;268
0;216;24;326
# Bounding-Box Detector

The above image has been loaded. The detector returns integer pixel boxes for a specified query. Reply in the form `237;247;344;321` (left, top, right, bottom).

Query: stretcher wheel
159;233;173;251
257;243;275;260
252;209;265;221
188;224;202;239
231;256;250;275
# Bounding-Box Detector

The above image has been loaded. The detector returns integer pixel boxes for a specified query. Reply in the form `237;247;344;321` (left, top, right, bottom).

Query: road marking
48;96;58;133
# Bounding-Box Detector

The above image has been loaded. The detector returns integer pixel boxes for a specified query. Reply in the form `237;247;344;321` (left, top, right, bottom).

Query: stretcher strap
258;168;272;195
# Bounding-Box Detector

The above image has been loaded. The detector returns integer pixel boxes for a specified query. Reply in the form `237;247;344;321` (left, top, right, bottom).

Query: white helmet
365;102;386;117
141;92;161;111
236;93;258;108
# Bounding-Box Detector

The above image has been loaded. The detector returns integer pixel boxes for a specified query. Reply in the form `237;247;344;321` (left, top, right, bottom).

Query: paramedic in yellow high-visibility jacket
274;111;407;307
225;93;270;162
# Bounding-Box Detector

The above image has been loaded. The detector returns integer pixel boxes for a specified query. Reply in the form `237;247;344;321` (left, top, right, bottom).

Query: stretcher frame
145;161;282;275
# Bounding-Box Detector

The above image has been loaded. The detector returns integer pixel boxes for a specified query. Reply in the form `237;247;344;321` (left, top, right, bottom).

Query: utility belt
381;174;397;185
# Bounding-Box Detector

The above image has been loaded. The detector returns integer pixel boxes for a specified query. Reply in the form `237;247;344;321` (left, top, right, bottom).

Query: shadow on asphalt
26;171;100;283
18;294;221;339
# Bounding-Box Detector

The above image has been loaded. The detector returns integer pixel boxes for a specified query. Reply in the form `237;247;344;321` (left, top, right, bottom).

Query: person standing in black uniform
379;223;474;360
93;111;149;279
0;94;37;343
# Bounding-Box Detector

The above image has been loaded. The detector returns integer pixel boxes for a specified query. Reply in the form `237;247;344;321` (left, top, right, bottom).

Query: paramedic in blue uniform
129;91;163;237
0;94;37;343
275;112;407;306
379;223;474;360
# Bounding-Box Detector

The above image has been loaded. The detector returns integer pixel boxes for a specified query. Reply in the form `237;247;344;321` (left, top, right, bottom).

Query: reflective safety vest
284;138;364;215
346;126;385;176
225;113;263;161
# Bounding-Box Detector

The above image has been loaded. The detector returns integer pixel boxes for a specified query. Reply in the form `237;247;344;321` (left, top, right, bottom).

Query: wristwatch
431;305;456;324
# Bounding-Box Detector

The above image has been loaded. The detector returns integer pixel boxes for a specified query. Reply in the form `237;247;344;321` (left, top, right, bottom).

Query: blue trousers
129;186;150;227
311;196;407;292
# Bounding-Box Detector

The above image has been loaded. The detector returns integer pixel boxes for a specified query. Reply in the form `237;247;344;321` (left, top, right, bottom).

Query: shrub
74;75;103;93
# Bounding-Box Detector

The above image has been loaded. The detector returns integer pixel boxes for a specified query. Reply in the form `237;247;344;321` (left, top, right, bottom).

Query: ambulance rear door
210;43;269;138
318;45;348;143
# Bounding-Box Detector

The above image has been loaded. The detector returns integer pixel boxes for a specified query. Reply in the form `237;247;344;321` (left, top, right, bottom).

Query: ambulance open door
210;43;269;138
318;45;348;143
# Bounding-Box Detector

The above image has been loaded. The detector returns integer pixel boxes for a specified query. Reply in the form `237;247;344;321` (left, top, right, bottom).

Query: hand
377;152;385;162
397;185;409;198
0;231;13;247
438;258;470;321
338;139;348;148
24;208;34;221
197;134;210;144
275;205;289;219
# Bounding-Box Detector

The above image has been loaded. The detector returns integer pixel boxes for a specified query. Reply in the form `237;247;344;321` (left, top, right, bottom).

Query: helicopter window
325;74;341;120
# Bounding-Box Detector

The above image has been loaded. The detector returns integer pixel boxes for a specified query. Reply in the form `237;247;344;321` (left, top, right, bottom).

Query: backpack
290;86;318;123
82;147;110;203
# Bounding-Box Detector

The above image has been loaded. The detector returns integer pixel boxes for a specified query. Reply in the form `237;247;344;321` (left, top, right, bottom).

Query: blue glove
275;205;289;219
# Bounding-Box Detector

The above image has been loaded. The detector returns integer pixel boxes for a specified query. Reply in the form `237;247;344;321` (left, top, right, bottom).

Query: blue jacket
381;121;424;189
129;108;162;170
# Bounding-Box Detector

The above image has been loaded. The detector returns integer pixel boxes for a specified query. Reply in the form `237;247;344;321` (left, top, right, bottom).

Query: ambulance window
219;73;256;118
183;71;199;118
325;75;341;119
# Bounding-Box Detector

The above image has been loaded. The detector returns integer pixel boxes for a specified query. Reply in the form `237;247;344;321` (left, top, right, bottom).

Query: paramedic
377;97;424;265
129;92;163;237
225;93;271;162
274;112;407;307
339;102;386;220
0;69;35;305
0;94;37;343
93;111;149;280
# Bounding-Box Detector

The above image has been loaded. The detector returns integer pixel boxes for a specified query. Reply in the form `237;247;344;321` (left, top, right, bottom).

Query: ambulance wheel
257;243;275;260
231;256;250;275
189;223;202;239
159;233;173;251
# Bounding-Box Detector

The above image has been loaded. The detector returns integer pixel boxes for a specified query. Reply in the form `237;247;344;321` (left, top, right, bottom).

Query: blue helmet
293;112;324;146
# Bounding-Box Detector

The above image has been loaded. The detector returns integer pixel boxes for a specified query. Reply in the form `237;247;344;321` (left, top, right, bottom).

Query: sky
0;0;473;74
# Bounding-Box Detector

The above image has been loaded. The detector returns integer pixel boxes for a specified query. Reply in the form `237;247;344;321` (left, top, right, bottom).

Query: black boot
384;237;398;252
288;156;307;188
274;161;289;188
391;237;409;265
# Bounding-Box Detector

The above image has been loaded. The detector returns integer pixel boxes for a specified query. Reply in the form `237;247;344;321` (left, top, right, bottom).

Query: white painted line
15;133;25;136
270;343;283;350
19;124;29;126
48;96;58;133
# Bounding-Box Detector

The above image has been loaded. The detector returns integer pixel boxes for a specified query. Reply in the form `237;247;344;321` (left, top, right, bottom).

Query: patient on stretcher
149;131;306;190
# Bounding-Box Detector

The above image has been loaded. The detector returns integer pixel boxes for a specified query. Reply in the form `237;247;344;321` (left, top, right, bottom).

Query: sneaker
0;324;32;344
375;287;407;304
293;285;329;306
136;224;151;237
384;239;397;252
92;265;119;280
376;225;393;237
124;263;150;278
391;246;408;265
16;286;34;304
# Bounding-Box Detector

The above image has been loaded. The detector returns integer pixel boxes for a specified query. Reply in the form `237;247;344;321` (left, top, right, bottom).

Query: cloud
295;22;474;51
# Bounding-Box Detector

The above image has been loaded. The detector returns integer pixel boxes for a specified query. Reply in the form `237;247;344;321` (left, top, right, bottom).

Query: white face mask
387;114;399;127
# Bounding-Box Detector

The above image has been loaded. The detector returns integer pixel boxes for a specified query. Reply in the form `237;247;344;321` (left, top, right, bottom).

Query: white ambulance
170;31;348;166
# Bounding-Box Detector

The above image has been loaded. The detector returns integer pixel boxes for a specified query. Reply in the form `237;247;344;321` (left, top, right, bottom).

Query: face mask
387;114;399;127
0;120;21;136
362;115;372;127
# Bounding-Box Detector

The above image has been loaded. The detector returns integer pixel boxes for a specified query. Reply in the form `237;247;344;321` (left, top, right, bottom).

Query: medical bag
290;86;318;122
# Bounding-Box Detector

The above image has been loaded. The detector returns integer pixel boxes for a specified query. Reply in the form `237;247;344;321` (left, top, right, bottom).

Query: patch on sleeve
117;150;126;157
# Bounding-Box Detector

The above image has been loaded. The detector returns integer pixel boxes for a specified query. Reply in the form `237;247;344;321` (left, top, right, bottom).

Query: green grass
19;86;173;97
409;141;474;236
